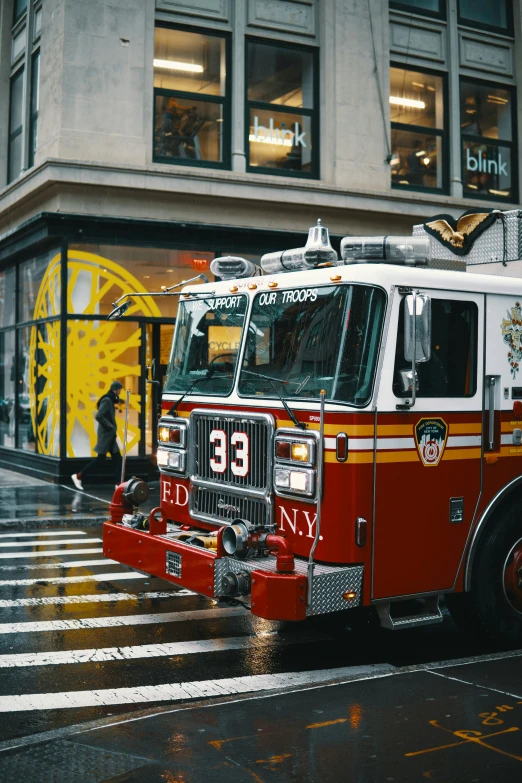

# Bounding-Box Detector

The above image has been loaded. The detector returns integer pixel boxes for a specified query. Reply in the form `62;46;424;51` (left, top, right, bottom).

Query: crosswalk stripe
0;559;116;572
0;607;243;634
0;632;307;668
0;665;393;712
0;548;104;560
0;590;194;608
0;538;101;548
0;531;87;539
0;571;148;587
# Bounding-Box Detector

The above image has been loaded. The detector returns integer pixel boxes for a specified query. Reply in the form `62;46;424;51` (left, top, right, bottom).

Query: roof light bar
339;235;430;266
210;256;260;280
261;219;338;274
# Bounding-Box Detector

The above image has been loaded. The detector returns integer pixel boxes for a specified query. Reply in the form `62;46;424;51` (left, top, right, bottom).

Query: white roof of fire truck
182;261;522;300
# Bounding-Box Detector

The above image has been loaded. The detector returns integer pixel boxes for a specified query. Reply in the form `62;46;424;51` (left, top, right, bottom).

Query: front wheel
448;501;522;646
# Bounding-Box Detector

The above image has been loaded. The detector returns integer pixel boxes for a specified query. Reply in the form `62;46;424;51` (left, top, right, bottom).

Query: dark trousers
79;451;123;484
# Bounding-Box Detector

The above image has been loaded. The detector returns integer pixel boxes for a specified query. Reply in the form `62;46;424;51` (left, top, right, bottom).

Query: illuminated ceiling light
248;133;293;147
415;149;427;157
411;81;425;88
423;157;430;165
143;275;150;278
389;157;400;166
427;86;435;92
153;58;203;73
488;94;508;103
399;180;409;184
389;96;426;109
466;109;476;114
166;268;173;272
467;183;478;189
489;189;509;196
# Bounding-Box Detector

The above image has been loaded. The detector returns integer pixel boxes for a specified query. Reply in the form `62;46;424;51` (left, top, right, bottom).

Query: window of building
0;329;16;448
389;0;445;20
29;51;39;168
390;66;447;193
461;79;516;201
153;26;230;169
7;1;41;184
246;40;318;178
458;0;512;36
393;298;478;398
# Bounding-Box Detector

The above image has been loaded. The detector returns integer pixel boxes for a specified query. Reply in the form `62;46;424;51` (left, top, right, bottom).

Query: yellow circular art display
30;250;161;458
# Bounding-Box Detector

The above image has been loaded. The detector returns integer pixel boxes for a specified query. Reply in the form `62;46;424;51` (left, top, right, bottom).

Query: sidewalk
0;650;521;782
0;469;111;528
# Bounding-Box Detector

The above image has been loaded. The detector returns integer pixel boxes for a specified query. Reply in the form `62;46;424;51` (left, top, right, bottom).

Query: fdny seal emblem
501;302;522;379
414;418;448;467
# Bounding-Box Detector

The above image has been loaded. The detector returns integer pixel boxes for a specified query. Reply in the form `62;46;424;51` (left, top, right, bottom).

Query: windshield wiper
167;372;231;417
241;370;306;429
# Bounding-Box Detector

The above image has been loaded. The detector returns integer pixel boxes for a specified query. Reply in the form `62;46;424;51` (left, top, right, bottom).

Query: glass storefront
0;242;217;468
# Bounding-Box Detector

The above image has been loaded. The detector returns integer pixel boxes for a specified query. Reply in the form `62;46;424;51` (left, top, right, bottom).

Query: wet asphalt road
0;469;521;769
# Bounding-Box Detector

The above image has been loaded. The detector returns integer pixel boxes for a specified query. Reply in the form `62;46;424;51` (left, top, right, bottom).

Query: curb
0;516;108;530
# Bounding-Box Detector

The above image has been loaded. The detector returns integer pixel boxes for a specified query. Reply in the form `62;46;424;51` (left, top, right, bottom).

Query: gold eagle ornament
426;213;490;248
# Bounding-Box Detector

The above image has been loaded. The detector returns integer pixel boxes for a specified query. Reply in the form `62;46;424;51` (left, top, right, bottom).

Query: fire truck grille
192;413;271;491
192;486;269;527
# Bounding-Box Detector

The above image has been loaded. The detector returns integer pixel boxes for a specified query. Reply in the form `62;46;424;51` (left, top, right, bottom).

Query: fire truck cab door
372;288;483;600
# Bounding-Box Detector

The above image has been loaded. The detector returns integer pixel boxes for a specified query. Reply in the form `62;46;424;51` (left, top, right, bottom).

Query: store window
458;0;512;36
0;267;17;327
246;40;318;178
8;69;24;183
20;250;61;323
390;66;447;193
389;0;445;19
461;80;516;201
0;330;16;448
153;26;230;168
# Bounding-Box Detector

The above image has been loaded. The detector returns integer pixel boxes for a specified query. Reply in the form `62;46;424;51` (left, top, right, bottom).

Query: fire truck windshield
238;284;386;405
164;294;248;395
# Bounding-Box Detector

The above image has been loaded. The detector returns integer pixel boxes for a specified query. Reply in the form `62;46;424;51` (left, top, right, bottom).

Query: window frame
389;0;446;21
457;0;513;37
152;22;232;171
460;76;518;203
390;62;449;195
28;49;39;169
245;37;320;180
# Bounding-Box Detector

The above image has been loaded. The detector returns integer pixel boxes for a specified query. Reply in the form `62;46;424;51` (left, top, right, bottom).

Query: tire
448;500;522;646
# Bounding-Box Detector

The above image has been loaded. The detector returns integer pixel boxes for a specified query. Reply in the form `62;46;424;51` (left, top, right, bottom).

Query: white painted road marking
0;607;243;634
0;665;393;712
0;633;301;668
0;590;194;608
0;531;87;539
0;571;148;587
0;559;117;571
0;548;103;560
0;538;101;548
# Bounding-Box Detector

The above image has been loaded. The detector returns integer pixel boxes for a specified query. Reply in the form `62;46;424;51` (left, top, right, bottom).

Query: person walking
71;381;124;490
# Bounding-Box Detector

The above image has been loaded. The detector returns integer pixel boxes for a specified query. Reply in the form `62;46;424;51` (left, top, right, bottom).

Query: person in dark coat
71;381;123;490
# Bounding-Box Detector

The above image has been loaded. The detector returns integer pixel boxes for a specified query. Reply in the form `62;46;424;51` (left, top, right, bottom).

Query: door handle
488;376;496;451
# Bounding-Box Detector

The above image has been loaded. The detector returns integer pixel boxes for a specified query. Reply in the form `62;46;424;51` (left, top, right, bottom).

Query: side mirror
404;293;431;364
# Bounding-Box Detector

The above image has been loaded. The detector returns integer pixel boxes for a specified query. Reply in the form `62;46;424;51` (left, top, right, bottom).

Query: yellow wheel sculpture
30;250;161;458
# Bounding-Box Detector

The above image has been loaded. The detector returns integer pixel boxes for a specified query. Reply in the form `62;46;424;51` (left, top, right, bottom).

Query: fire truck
103;209;522;644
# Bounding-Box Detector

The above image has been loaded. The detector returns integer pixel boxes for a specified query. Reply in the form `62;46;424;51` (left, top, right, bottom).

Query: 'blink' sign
465;147;508;177
250;116;307;148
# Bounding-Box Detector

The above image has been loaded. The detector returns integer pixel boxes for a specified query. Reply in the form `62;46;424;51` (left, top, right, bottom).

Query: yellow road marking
306;718;348;729
406;720;522;762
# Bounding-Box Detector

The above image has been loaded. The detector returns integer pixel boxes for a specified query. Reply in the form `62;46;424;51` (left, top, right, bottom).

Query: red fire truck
103;210;522;644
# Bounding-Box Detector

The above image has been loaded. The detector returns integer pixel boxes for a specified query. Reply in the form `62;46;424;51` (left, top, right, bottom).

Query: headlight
157;448;169;466
274;466;314;496
291;442;310;462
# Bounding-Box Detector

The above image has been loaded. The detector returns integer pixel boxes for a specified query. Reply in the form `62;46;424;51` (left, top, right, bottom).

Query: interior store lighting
415;149;427;157
248;133;293;147
489;189;509;196
153;59;203;73
389;96;426;109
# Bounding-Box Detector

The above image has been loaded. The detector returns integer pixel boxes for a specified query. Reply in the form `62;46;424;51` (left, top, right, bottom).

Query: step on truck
103;209;522;644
